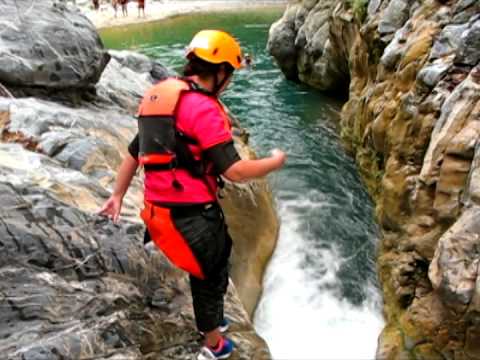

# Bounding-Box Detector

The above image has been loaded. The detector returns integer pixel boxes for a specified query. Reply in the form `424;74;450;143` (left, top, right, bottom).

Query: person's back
139;90;231;205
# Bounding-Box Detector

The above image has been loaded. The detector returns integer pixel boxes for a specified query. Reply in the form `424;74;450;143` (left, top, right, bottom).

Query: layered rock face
269;0;480;358
0;0;278;358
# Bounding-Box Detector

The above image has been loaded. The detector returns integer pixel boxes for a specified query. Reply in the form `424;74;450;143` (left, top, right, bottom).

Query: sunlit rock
0;0;109;89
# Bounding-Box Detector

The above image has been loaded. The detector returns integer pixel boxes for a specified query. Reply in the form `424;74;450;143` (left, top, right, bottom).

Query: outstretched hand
98;194;123;223
270;148;287;169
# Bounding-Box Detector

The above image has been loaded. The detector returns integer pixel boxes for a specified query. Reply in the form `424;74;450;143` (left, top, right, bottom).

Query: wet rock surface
0;1;277;358
0;0;109;89
270;0;480;358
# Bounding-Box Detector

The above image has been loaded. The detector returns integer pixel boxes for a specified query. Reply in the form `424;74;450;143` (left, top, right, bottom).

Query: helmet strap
212;67;232;96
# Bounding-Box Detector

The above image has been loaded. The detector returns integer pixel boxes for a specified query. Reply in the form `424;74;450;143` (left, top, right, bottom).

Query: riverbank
83;0;287;29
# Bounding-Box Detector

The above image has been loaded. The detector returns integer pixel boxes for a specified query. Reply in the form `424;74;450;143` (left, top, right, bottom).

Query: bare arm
111;154;139;197
98;154;139;222
223;149;286;182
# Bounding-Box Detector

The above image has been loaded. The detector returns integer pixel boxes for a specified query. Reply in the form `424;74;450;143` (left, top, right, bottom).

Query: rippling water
101;9;384;359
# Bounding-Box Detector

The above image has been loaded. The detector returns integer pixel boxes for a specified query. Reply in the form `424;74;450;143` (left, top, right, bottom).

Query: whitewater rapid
254;191;384;360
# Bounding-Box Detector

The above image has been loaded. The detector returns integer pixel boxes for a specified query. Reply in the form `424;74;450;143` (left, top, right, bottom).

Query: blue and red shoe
196;337;234;360
218;318;230;333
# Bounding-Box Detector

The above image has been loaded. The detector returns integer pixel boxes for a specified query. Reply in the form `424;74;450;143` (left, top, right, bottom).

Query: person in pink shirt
99;30;286;360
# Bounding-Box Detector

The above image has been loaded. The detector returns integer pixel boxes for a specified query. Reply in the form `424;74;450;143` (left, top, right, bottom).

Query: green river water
100;8;384;359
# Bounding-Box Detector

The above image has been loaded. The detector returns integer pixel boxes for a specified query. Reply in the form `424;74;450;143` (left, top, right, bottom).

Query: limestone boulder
267;3;302;81
0;0;110;89
267;0;351;92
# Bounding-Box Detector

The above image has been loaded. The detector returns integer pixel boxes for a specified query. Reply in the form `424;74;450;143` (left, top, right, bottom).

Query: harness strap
138;77;226;198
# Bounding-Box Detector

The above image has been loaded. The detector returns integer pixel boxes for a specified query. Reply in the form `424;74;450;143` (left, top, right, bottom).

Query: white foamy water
254;195;384;360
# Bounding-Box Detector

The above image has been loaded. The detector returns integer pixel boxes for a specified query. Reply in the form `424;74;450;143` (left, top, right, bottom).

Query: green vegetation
347;0;369;23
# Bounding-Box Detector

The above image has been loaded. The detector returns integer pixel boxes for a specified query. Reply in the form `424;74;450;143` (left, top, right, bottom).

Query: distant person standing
138;0;145;17
112;0;118;17
93;0;99;10
120;0;128;16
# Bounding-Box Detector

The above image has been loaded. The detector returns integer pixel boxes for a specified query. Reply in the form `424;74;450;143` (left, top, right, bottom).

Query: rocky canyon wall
269;0;480;358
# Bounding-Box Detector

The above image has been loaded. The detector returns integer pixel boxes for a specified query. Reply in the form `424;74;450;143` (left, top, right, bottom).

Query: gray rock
453;2;480;24
108;49;169;82
368;0;383;17
417;58;453;88
431;6;453;27
0;0;109;89
409;0;421;18
0;176;271;359
151;60;170;82
0;50;151;186
380;25;410;69
96;57;151;110
0;96;136;150
464;143;480;207
454;0;477;13
294;6;310;33
267;4;301;81
378;0;412;35
430;23;468;60
53;137;108;171
420;73;480;185
109;50;153;74
302;0;320;11
268;0;349;91
429;206;480;309
456;19;480;66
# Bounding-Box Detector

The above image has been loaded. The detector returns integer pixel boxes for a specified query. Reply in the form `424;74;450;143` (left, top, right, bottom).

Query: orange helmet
186;30;243;70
